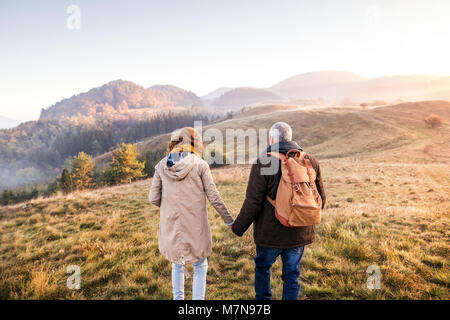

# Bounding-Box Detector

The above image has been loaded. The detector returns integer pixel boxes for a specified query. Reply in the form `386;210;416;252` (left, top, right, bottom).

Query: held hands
226;218;235;232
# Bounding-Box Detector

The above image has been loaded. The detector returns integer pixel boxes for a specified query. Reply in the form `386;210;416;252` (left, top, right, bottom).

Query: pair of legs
254;245;305;300
172;258;208;300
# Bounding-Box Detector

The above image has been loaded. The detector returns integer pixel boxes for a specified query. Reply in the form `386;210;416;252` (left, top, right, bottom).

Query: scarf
167;144;202;168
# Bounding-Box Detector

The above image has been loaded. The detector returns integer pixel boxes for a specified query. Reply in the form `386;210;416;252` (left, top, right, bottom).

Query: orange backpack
266;149;322;227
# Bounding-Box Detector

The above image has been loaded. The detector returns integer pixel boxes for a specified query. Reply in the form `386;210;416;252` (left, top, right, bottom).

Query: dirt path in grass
419;164;450;198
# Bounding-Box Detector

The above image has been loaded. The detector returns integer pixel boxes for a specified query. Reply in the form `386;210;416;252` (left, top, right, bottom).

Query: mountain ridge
36;71;450;122
209;87;283;109
39;80;203;120
267;71;450;103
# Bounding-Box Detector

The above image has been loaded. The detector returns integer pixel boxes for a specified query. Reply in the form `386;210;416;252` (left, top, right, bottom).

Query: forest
0;110;215;191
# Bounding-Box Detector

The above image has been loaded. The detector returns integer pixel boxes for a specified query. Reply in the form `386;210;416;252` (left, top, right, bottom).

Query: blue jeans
172;258;208;300
254;246;304;300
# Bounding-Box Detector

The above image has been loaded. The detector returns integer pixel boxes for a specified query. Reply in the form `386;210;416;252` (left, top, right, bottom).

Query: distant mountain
268;71;450;103
40;80;202;120
211;87;282;109
37;73;450;120
269;71;364;100
0;116;19;129
148;84;202;108
349;75;450;102
201;87;233;102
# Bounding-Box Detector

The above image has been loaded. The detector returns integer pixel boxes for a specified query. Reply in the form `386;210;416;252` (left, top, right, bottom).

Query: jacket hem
254;240;314;249
162;252;211;265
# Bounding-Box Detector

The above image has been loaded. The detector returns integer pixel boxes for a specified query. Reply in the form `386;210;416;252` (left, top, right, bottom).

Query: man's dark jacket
232;141;326;248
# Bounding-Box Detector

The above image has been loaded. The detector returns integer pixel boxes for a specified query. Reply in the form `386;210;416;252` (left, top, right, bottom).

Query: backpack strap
266;152;285;161
265;195;276;207
265;152;285;207
303;157;315;189
284;151;301;193
286;149;301;159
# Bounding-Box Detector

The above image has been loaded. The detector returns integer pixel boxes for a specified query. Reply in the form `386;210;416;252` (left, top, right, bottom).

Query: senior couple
148;122;326;300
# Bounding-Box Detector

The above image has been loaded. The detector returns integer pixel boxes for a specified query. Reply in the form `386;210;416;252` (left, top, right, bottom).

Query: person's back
232;122;326;300
151;152;231;264
232;140;326;248
149;127;234;300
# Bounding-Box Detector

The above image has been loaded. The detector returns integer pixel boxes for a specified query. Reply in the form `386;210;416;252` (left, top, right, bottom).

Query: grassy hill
0;100;449;299
95;100;450;168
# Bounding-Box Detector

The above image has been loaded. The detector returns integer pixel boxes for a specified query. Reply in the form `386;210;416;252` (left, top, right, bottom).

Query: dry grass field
0;101;449;299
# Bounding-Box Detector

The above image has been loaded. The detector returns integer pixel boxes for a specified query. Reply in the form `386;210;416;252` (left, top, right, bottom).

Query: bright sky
1;0;450;121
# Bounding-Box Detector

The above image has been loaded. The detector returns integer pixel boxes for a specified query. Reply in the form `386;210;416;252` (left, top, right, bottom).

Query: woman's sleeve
200;163;234;225
148;169;162;207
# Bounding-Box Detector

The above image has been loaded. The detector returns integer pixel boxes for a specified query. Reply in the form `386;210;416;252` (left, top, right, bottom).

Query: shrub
0;189;15;205
424;114;442;128
60;168;73;194
108;143;145;184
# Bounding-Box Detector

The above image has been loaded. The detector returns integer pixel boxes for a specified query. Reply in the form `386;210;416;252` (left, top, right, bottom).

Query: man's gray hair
269;122;292;143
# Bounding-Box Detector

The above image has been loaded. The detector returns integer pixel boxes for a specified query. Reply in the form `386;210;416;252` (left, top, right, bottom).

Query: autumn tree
108;143;145;184
71;152;95;190
0;189;14;205
424;114;442;128
61;168;73;194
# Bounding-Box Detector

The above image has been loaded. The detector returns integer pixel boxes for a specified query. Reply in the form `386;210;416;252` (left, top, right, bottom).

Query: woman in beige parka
148;127;234;300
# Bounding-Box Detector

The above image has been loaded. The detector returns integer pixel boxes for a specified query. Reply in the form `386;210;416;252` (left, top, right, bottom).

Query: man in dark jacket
232;122;326;300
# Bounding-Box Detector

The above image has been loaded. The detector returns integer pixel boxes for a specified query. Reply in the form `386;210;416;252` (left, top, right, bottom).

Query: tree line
0;143;159;205
0;140;231;206
0;110;213;190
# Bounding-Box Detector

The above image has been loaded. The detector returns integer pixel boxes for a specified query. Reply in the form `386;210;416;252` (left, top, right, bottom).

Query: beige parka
148;153;234;265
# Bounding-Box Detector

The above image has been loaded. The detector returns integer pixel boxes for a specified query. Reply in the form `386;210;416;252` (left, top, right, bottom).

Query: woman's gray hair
269;122;292;143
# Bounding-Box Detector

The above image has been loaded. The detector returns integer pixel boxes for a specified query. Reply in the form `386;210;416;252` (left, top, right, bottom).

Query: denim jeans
254;246;304;300
172;258;208;300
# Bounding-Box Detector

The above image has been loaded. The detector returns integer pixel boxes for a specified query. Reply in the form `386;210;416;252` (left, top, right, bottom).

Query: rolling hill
39;80;202;120
1;100;448;300
3;73;450;191
268;71;450;104
201;87;233;103
210;87;283;109
269;71;364;100
36;72;450;120
147;85;202;108
198;72;450;111
95;100;450;169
